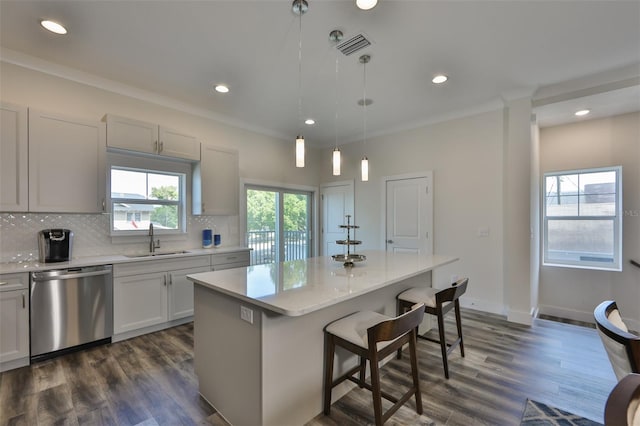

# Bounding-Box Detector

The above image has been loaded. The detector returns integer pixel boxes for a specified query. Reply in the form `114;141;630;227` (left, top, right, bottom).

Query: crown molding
0;48;290;143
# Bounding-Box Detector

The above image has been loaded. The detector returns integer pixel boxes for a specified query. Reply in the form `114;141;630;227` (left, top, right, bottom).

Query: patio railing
247;230;308;265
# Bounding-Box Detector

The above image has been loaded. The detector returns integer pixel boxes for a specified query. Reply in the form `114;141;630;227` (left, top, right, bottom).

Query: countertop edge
189;253;459;317
0;247;252;274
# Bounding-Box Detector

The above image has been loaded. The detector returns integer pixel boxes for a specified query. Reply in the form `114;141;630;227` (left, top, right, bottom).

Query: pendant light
356;0;378;10
359;54;371;181
293;0;308;168
330;30;343;176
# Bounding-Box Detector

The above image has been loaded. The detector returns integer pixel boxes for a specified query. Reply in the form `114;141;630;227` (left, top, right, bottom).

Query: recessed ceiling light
305;118;315;125
575;109;590;117
356;0;378;10
432;74;448;84
40;20;67;35
214;84;229;93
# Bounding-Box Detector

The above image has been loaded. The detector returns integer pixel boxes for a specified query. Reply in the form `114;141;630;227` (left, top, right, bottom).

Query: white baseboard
538;304;640;331
112;316;192;343
459;297;506;316
507;308;533;326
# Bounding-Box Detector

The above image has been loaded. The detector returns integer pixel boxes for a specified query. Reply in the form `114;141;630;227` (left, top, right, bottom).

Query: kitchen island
187;251;458;426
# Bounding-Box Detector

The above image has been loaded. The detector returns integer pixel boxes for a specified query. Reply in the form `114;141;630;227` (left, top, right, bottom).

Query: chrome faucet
149;223;160;253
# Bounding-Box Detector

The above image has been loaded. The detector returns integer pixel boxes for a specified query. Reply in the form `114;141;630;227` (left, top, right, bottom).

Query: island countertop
187;250;458;316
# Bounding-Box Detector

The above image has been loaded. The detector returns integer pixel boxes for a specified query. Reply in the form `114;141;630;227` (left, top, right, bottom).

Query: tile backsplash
0;213;238;264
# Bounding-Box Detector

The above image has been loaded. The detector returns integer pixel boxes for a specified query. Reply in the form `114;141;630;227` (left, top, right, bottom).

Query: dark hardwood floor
0;309;616;426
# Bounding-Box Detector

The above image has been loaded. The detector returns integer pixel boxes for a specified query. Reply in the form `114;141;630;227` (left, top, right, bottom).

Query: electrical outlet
240;306;254;324
477;226;490;237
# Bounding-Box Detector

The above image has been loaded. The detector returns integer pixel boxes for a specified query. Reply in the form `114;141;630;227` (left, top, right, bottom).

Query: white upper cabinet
0;103;28;212
193;144;239;215
158;126;201;161
28;109;106;213
105;114;200;161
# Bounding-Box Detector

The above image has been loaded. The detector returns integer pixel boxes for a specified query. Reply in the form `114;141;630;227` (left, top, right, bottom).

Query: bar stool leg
455;300;465;357
358;356;366;387
437;312;449;379
369;352;384;426
323;333;335;415
409;330;423;414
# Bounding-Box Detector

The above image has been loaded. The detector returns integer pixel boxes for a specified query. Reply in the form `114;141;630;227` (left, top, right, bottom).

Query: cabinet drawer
0;273;28;292
114;255;210;277
211;251;250;268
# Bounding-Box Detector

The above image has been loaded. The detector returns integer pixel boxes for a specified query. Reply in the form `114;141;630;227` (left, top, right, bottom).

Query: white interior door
321;181;354;256
385;174;433;254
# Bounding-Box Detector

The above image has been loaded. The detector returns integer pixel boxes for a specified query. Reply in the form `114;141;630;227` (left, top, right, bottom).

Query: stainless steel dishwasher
30;265;113;361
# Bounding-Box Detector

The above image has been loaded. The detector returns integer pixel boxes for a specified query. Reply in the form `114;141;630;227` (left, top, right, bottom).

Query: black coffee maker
38;229;73;263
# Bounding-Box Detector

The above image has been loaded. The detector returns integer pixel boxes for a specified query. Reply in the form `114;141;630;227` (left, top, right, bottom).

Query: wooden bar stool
397;277;469;379
323;303;425;426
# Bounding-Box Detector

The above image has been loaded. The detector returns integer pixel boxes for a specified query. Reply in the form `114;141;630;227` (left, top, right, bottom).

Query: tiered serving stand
331;215;366;267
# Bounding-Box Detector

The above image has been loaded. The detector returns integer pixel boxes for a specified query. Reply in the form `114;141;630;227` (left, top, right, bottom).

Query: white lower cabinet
113;256;210;338
169;267;210;320
211;250;250;270
0;273;29;372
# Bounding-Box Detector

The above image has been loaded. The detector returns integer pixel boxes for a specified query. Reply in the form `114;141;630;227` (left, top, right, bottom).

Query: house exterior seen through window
110;166;185;235
543;166;622;271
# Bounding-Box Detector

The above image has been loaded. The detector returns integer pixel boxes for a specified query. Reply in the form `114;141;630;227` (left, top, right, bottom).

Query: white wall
0;61;321;260
539;112;640;330
320;109;508;315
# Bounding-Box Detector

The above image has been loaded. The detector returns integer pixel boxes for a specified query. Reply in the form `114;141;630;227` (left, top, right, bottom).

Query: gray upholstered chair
605;373;640;425
323;303;425;426
594;300;640;381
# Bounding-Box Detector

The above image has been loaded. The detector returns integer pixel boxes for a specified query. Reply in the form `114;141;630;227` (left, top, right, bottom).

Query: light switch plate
240;305;254;324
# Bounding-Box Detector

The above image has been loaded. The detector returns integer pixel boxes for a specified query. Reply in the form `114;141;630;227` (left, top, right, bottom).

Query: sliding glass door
246;186;312;265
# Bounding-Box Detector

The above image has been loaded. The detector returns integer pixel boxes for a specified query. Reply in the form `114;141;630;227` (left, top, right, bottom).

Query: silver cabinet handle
22;293;25;309
102;199;106;212
159;141;163;153
0;281;8;286
169;275;172;285
154;140;158;153
163;275;167;286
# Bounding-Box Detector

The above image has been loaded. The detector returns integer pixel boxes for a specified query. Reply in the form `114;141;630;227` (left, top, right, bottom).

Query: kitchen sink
125;250;191;258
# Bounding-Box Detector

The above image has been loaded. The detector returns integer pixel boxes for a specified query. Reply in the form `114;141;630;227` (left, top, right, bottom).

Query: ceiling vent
336;33;371;56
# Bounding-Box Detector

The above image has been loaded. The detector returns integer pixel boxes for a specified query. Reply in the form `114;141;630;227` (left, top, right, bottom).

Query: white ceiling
1;0;639;146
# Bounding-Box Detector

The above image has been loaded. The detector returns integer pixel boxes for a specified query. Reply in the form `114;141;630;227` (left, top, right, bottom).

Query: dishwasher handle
31;268;112;282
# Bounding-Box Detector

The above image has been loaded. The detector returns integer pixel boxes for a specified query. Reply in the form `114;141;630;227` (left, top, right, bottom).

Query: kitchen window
543;166;622;271
108;153;188;236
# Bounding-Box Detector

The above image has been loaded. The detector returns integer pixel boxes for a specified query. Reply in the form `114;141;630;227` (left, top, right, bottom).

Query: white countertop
0;246;251;274
187;251;458;317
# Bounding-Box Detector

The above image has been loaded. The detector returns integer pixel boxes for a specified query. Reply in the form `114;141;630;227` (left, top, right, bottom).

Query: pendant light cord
363;59;367;148
297;6;303;135
334;46;339;149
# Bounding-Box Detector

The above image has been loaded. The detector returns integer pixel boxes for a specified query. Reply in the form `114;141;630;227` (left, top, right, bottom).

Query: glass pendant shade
361;157;369;181
332;148;341;176
296;136;305;168
356;0;378;10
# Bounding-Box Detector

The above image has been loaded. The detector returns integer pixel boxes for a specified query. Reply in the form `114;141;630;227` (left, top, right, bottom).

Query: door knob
386;239;394;244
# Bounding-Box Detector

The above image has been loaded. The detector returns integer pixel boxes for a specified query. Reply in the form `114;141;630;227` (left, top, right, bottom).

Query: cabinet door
168;266;209;320
0;103;28;212
105;114;158;155
159;127;200;161
0;289;29;364
29;109;106;213
194;145;239;215
113;272;168;334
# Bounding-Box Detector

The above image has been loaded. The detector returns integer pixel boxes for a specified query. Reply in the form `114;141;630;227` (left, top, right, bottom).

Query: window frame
107;152;189;237
542;165;623;271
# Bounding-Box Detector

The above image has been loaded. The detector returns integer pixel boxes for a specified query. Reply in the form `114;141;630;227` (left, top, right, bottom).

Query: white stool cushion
609;309;629;332
326;311;396;350
630;393;640;426
398;287;451;309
